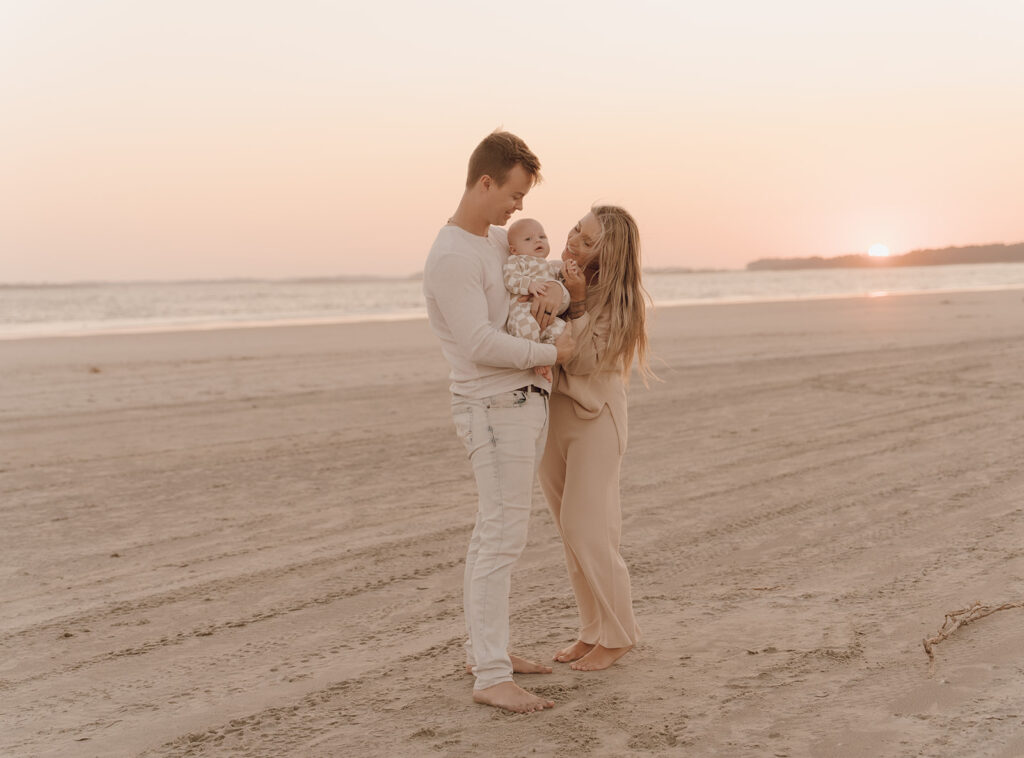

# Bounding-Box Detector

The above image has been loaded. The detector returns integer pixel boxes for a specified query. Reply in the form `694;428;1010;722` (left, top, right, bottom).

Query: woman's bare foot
465;653;553;675
570;644;633;671
472;681;554;713
553;640;594;663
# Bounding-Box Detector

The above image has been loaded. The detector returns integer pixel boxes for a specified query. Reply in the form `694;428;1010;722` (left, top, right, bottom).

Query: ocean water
4;263;1024;339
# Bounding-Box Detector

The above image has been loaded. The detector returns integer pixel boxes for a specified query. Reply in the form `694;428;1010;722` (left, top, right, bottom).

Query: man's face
483;163;534;227
508;220;550;258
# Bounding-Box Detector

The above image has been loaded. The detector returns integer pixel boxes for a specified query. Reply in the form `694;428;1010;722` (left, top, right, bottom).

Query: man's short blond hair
466;130;542;188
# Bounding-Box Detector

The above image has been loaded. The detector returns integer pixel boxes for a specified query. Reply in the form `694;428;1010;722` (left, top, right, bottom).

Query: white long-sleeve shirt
423;224;557;398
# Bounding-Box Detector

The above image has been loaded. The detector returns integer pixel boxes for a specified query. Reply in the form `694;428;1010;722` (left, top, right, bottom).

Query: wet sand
2;290;1024;757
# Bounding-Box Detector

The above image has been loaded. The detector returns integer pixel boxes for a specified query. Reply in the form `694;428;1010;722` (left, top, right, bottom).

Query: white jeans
451;387;548;690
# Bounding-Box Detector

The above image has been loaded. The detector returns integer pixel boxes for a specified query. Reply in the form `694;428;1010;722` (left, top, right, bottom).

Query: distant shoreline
747;242;1024;271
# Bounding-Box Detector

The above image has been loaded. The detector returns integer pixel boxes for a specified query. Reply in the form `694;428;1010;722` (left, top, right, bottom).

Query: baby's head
507;218;550;259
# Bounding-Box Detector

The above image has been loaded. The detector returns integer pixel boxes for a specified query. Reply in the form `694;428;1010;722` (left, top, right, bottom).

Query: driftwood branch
922;600;1024;661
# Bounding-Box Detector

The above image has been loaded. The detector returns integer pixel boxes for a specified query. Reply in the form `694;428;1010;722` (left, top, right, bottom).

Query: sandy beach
2;290;1024;758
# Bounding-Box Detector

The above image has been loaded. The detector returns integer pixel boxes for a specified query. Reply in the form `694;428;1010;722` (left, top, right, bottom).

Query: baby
503;218;570;346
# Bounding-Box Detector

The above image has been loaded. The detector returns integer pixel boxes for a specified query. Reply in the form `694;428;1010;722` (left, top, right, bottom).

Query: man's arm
431;254;556;369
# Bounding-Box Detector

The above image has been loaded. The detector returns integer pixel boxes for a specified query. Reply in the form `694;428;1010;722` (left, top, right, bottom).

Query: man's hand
533;365;552;382
529;286;563;332
554;326;575;364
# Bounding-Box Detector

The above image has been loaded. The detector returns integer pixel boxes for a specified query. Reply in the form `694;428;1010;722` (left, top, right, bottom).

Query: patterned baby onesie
503;255;570;343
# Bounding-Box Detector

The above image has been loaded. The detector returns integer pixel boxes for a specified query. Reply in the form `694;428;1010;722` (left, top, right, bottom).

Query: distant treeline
747;242;1024;271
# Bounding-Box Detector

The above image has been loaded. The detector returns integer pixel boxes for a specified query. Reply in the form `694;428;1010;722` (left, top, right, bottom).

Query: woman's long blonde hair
582;205;655;384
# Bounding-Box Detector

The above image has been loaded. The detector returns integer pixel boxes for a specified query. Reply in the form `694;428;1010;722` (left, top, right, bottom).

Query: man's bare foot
465;653;553;675
570;644;633;671
553;640;594;663
472;681;554;713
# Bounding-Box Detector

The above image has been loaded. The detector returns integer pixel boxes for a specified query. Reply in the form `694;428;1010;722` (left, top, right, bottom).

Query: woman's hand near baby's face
562;259;587;301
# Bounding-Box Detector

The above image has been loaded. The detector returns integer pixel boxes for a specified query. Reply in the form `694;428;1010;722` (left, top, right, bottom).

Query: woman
540;205;654;671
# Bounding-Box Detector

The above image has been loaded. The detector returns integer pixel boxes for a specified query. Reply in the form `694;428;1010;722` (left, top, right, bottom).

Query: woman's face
562;212;602;270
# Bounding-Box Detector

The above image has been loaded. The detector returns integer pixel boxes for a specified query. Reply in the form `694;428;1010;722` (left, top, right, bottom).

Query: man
423;131;574;713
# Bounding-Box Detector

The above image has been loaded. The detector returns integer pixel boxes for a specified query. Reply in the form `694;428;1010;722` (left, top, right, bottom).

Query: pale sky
3;0;1023;282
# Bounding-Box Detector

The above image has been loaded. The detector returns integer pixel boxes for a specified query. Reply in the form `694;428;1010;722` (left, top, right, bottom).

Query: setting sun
868;243;891;258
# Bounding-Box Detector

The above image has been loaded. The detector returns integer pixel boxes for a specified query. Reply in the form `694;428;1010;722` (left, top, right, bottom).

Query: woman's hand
562;260;587;301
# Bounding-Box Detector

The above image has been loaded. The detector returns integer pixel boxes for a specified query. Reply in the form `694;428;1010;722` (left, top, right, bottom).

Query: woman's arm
566;299;587;320
561;310;609;376
561;259;588;320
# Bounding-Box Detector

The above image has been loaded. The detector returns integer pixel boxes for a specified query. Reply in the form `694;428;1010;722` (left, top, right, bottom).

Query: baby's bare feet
465;654;553;675
472;681;554;713
553;640;594;663
570;644;633;671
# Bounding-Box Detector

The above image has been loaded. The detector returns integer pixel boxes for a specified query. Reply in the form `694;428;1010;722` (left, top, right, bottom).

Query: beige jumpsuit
539;307;640;648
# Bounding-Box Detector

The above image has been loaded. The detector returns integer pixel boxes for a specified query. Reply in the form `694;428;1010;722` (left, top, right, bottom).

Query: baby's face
508;220;550;258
